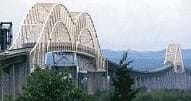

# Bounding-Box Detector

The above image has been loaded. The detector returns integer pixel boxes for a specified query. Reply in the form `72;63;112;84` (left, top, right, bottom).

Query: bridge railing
22;43;36;48
21;42;96;56
77;44;95;56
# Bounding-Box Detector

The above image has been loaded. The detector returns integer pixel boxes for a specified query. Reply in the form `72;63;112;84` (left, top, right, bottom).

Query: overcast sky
0;0;191;51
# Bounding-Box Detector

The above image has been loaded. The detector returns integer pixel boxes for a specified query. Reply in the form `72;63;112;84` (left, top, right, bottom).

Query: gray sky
0;0;191;51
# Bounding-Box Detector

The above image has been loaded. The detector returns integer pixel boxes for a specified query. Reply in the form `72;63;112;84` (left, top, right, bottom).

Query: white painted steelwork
164;44;184;73
10;3;106;72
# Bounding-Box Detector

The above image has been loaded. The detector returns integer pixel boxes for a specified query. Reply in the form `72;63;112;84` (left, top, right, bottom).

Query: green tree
16;67;88;101
111;51;137;101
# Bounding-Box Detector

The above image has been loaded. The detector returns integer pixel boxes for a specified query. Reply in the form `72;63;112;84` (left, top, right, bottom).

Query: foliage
133;90;191;101
4;95;13;101
16;67;89;101
111;51;137;101
90;90;111;101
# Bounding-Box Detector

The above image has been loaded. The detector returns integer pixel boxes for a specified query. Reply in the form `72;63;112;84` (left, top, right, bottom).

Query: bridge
0;3;108;100
109;44;191;91
0;2;190;101
10;3;106;72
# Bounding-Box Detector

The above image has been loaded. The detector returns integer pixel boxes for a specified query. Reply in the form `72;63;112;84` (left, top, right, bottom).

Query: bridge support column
73;52;79;88
1;73;3;101
0;63;30;101
12;64;15;101
87;71;107;95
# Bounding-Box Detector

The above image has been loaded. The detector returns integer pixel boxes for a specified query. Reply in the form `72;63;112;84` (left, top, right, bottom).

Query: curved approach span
10;3;105;71
108;44;191;91
129;44;190;90
130;63;173;75
130;64;191;91
130;44;185;75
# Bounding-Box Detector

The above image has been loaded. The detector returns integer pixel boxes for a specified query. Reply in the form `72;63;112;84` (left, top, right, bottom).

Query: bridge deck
0;48;31;60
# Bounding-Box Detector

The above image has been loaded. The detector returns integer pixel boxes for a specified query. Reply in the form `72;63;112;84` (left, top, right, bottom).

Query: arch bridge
11;3;106;72
0;3;190;101
0;3;108;99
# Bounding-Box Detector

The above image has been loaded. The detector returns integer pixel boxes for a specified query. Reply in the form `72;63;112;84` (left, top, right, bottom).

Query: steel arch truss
10;3;106;72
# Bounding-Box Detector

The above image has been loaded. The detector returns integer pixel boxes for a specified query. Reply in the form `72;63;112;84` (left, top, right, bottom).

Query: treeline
91;90;191;101
133;90;191;101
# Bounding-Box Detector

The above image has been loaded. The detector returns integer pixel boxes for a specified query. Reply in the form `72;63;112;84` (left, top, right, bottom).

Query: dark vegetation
91;90;191;101
111;51;137;101
133;90;191;101
16;67;90;101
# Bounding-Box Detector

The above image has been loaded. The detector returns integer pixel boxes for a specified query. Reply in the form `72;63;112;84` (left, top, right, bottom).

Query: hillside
102;49;191;70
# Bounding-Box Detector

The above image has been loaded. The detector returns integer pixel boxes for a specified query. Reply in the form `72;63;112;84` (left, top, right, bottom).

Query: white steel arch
75;13;105;71
47;21;72;51
77;28;94;49
10;3;106;72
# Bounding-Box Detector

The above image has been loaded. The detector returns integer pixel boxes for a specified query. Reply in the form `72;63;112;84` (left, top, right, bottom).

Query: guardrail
22;42;96;56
